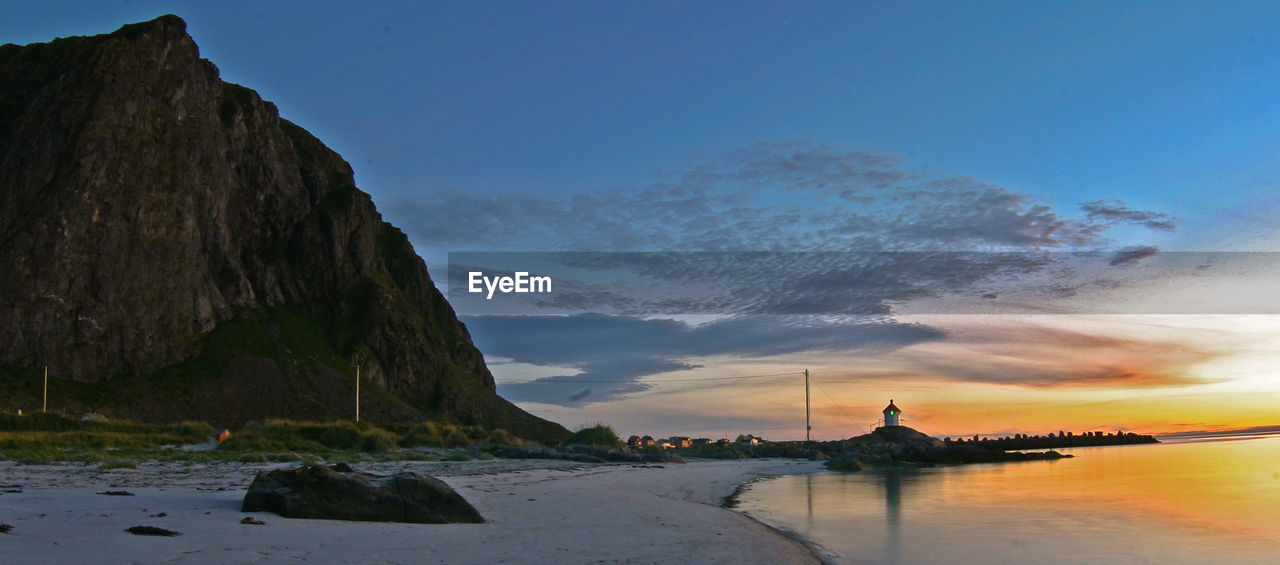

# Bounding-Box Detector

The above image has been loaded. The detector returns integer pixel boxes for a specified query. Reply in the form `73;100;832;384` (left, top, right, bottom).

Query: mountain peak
116;13;189;37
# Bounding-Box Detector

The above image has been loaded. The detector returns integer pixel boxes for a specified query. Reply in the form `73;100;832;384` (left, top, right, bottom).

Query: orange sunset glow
495;314;1280;440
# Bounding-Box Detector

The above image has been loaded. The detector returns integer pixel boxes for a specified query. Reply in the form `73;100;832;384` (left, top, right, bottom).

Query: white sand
0;458;829;564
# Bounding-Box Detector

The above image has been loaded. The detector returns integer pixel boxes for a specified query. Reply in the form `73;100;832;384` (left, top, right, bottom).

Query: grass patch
441;450;472;462
564;423;623;449
215;419;401;454
0;413;220;463
0;413;523;463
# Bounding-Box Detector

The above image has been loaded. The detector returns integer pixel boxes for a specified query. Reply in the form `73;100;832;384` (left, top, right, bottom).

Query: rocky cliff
0;15;567;442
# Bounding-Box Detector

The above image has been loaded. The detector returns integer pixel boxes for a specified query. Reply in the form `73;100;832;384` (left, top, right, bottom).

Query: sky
6;1;1280;439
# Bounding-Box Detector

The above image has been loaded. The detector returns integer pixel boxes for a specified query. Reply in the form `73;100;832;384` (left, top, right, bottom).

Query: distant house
669;436;692;448
691;438;713;446
882;399;901;427
215;428;231;443
736;434;760;446
716;438;731;446
626;435;642;448
640;435;656;447
658;440;674;449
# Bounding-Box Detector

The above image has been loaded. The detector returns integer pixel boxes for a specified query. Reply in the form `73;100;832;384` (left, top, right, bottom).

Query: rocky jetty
241;463;484;524
0;15;567;442
964;431;1158;450
823;426;1071;470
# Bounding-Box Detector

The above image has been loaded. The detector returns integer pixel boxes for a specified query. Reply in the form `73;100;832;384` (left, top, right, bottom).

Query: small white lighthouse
883;399;901;427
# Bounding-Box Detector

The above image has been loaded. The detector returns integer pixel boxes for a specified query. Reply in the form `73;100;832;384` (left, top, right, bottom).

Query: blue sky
7;1;1280;437
9;0;1280;239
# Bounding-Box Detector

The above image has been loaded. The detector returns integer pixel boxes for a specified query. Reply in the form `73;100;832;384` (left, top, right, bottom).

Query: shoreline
0;457;830;564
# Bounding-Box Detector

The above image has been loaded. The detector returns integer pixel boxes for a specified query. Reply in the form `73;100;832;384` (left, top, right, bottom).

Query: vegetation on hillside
564;424;623;448
0;413;523;465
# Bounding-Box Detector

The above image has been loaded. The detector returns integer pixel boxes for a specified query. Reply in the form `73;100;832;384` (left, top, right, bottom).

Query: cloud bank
466;314;944;405
393;141;1173;253
391;141;1185;406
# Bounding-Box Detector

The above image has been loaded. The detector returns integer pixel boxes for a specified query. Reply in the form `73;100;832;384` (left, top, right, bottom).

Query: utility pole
804;368;811;442
42;366;48;413
355;364;360;423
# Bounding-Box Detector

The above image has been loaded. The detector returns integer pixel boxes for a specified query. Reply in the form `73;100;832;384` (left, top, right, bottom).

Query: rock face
0;15;566;442
241;463;484;524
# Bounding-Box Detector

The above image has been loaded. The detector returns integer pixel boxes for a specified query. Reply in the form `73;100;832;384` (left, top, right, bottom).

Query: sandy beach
0;458;829;564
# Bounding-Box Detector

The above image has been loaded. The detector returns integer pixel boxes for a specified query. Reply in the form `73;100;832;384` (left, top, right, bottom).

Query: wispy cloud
392;141;1176;254
808;316;1222;390
465;314;944;405
447;251;1056;316
1082;199;1178;232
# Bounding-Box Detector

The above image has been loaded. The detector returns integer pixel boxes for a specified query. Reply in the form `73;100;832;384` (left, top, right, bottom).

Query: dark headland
0;15;567;443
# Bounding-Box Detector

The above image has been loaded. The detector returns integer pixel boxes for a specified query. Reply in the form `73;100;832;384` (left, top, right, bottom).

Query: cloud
1081;199;1178;232
1109;246;1161;266
464;314;944;405
447;251;1061;316
395;141;1189;406
392;141;1174;255
473;312;1222;411
819;319;1218;389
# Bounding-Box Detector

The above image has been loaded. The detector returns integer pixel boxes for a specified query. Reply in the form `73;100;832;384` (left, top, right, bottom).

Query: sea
736;434;1280;564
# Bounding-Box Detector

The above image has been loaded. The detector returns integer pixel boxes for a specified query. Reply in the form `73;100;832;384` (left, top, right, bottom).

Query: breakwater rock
823;426;1071;471
964;431;1158;451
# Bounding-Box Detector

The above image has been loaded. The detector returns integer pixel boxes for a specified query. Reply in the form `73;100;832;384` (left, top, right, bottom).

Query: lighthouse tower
883;399;901;427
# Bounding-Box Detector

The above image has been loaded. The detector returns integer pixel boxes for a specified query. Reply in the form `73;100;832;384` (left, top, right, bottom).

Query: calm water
737;435;1280;564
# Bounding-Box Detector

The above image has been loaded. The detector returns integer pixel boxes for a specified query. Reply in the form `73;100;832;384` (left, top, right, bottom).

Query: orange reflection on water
938;437;1280;542
738;435;1280;564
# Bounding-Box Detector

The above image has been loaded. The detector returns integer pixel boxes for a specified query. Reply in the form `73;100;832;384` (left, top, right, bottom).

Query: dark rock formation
241;463;483;524
126;525;181;536
0;15;567;442
823;426;1071;470
962;431;1158;450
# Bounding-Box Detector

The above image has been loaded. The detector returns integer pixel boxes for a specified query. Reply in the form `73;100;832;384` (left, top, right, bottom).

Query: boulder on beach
240;463;484;524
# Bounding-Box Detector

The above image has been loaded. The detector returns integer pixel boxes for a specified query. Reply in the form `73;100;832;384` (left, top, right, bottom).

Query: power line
809;376;861;434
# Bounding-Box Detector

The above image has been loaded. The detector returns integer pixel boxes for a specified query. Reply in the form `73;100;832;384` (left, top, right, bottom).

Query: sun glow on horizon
498;314;1280;440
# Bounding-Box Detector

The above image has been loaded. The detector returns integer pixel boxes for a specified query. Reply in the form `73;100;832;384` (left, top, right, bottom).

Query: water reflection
739;436;1280;564
881;469;901;564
